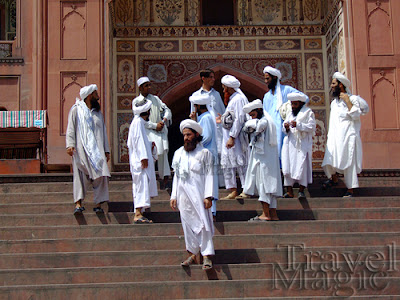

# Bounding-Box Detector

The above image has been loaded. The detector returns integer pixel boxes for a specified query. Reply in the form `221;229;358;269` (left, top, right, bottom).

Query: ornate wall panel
303;0;321;22
367;0;393;55
60;72;87;135
305;53;324;90
117;113;134;163
307;92;325;106
117;55;135;93
370;69;399;130
154;0;184;26
259;39;301;50
304;38;322;49
182;40;194;52
312;109;327;160
197;40;241;52
244;40;256;51
117;95;135;110
117;40;135;52
61;2;87;59
139;40;179;52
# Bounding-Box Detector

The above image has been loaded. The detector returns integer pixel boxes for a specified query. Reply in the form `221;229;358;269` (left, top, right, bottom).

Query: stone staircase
0;173;399;299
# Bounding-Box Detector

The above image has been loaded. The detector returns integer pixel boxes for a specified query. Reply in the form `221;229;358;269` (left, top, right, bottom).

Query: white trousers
258;193;277;209
182;221;215;256
131;171;151;212
157;151;171;178
73;168;109;204
223;166;246;189
284;175;308;187
323;160;359;189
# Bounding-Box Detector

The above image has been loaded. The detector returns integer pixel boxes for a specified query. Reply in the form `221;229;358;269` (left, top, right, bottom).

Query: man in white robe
189;94;219;219
281;92;316;200
127;99;158;223
242;100;282;221
322;72;366;197
218;75;249;199
170;119;215;270
263;66;309;158
66;84;111;215
133;77;172;186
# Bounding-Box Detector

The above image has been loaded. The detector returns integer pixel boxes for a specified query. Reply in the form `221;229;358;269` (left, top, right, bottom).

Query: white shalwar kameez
127;115;158;212
66;103;111;204
171;144;215;256
281;106;316;187
132;94;172;178
221;92;249;189
243;115;282;208
322;96;363;189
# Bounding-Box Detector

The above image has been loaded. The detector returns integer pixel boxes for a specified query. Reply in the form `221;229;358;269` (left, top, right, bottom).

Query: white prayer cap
243;99;263;114
263;66;282;80
287;92;307;103
132;99;152;115
189;94;211;105
137;76;150;87
80;84;98;100
180;119;203;135
221;75;241;88
332;72;351;88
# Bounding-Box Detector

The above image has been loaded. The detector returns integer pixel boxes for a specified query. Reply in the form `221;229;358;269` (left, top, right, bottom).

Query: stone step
0;244;397;269
0;207;399;226
1;260;399;286
2;196;400;214
2;219;399;240
0;277;399;299
1;232;398;254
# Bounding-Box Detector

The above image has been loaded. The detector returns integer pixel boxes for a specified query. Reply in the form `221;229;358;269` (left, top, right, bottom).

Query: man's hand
284;122;290;132
290;121;297;128
226;137;235;149
66;147;75;156
204;198;212;209
189;111;197;121
170;199;177;211
340;92;353;110
151;142;156;151
156;121;165;131
105;152;110;162
141;159;148;169
216;113;221;124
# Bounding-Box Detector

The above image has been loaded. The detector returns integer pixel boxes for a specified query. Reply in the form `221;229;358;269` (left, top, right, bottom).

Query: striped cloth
0;110;47;128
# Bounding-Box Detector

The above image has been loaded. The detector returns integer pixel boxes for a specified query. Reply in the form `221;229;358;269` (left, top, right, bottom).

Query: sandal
343;191;353;198
202;257;213;270
181;255;196;267
248;215;270;222
298;191;306;200
93;207;104;214
73;207;83;215
134;217;153;224
283;193;294;198
322;179;338;190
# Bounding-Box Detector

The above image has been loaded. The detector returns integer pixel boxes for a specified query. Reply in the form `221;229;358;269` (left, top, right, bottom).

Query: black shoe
93;207;104;214
73;207;83;215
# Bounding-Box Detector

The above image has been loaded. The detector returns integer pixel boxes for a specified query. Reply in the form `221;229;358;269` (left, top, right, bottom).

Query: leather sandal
202;257;213;270
181;255;196;267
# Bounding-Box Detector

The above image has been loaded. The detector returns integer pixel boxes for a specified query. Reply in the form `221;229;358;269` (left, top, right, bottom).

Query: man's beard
268;77;278;90
331;85;341;98
292;105;303;116
91;98;100;111
255;109;263;119
224;92;230;106
184;139;197;152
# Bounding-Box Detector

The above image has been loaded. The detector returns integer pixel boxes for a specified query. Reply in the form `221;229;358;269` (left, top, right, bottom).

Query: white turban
132;99;152;116
189;94;211;105
180;119;203;135
137;76;150;87
287;92;307;103
79;84;98;100
243;99;263;114
221;75;241;88
333;72;351;93
263;66;282;80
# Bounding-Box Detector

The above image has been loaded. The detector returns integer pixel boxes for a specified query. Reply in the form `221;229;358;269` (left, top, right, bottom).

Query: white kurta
281;106;316;186
191;87;225;154
127;115;158;211
322;96;362;189
133;93;172;178
243;115;282;207
221;92;249;188
171;144;215;256
66;105;111;203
